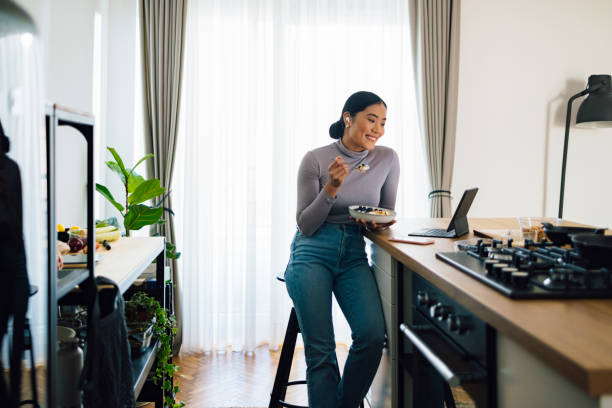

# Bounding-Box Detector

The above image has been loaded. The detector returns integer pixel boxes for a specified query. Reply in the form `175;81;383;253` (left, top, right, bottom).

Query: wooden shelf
94;237;165;294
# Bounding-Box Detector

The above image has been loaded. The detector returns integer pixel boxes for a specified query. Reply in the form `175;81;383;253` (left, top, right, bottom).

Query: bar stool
20;284;40;407
269;276;364;408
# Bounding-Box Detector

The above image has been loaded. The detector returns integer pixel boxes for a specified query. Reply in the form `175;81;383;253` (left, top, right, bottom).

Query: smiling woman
284;91;399;406
173;0;427;356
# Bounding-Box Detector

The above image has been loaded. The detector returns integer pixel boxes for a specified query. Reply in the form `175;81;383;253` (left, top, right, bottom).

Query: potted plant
125;291;184;407
125;291;157;355
95;147;181;259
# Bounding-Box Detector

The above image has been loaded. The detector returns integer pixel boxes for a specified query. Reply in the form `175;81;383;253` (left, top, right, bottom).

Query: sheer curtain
174;0;427;354
0;32;46;363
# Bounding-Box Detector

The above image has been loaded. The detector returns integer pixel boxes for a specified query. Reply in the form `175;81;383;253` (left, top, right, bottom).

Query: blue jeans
284;222;385;408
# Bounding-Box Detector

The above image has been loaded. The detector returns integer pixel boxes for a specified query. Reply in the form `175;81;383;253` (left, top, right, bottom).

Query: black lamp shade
576;74;612;128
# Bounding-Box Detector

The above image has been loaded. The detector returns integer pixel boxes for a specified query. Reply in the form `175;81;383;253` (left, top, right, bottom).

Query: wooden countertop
365;218;612;396
94;237;165;294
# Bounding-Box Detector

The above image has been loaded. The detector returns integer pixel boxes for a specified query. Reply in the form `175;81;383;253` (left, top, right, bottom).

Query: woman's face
342;103;387;152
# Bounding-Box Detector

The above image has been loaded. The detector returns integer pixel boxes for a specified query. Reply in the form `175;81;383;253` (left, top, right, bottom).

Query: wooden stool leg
269;308;300;408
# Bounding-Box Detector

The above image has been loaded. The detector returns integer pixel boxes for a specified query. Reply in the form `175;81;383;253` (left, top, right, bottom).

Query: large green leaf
107;147;129;179
128;179;166;205
95;183;125;213
124;205;163;231
127;171;145;194
106;161;126;184
128;153;154;178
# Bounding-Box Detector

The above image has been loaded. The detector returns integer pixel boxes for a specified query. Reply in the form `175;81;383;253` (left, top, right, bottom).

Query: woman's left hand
350;216;396;232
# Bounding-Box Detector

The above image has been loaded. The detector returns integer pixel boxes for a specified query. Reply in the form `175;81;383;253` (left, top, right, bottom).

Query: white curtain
0;32;47;363
174;0;428;354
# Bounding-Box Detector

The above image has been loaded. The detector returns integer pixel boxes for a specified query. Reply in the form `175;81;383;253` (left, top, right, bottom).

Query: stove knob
446;314;458;332
417;291;432;306
511;271;529;289
430;302;447;319
447;314;469;335
438;305;451;321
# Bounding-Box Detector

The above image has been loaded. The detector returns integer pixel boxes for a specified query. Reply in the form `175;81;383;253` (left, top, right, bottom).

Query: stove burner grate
438;239;612;299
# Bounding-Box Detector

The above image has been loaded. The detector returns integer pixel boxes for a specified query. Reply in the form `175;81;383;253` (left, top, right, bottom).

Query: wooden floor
169;345;473;408
8;344;330;408
12;344;472;407
169;344;350;408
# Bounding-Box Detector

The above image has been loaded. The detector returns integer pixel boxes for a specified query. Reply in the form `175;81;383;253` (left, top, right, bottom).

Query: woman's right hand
324;156;349;198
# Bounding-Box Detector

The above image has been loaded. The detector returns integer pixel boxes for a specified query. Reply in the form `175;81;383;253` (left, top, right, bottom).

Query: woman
0;120;30;407
284;91;400;408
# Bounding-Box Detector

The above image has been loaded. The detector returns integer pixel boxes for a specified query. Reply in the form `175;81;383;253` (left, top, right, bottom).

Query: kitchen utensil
348;205;396;223
542;223;605;246
571;234;612;266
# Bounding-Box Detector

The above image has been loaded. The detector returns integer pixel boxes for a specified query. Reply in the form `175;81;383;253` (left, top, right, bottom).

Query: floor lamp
558;74;612;219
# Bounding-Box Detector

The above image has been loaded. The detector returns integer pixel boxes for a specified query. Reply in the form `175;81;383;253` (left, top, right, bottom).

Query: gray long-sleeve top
296;140;400;236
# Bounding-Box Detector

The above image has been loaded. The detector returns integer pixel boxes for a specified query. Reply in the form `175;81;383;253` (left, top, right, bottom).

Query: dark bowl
570;233;612;266
541;223;606;246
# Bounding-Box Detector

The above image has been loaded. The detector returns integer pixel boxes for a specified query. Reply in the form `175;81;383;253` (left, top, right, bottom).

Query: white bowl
348;205;396;224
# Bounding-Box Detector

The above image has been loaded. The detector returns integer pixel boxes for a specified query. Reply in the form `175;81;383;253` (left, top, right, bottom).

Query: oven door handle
400;323;460;387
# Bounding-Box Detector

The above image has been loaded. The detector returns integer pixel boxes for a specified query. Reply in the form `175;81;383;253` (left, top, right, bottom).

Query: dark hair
328;91;387;139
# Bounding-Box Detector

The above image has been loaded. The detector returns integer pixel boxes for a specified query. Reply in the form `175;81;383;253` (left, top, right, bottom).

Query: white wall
104;0;138;224
15;0;139;225
12;0;139;362
454;0;612;228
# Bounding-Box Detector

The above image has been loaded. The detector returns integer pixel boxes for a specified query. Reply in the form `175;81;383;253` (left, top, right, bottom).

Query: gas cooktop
436;239;612;299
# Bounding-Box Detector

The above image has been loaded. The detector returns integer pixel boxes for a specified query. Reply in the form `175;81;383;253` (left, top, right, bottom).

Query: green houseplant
98;147;182;405
126;292;183;407
95;147;181;259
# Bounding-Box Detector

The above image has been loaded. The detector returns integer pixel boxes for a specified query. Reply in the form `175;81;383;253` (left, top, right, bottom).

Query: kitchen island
365;218;612;408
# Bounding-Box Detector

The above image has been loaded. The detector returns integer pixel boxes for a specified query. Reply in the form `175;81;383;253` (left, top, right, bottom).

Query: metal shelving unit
45;104;168;407
45;104;94;408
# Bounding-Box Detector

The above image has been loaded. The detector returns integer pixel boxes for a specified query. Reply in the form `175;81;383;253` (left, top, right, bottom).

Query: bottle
56;337;83;408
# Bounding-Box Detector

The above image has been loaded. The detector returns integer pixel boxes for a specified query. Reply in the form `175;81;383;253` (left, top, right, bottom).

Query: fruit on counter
69;226;80;231
82;241;100;254
96;226;117;234
68;237;84;252
57;224;66;232
95;228;120;243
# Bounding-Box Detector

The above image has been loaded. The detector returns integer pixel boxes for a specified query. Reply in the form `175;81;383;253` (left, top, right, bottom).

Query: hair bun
328;120;344;139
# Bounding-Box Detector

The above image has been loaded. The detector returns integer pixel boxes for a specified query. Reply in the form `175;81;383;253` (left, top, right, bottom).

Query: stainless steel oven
398;273;497;408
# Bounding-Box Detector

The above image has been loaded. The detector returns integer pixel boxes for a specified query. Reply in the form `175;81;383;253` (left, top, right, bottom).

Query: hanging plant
127;291;184;407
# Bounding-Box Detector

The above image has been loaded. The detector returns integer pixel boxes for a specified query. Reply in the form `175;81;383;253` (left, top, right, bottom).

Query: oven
398;273;497;408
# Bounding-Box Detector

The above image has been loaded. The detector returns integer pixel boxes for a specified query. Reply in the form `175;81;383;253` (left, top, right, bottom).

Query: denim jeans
284;222;385;408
